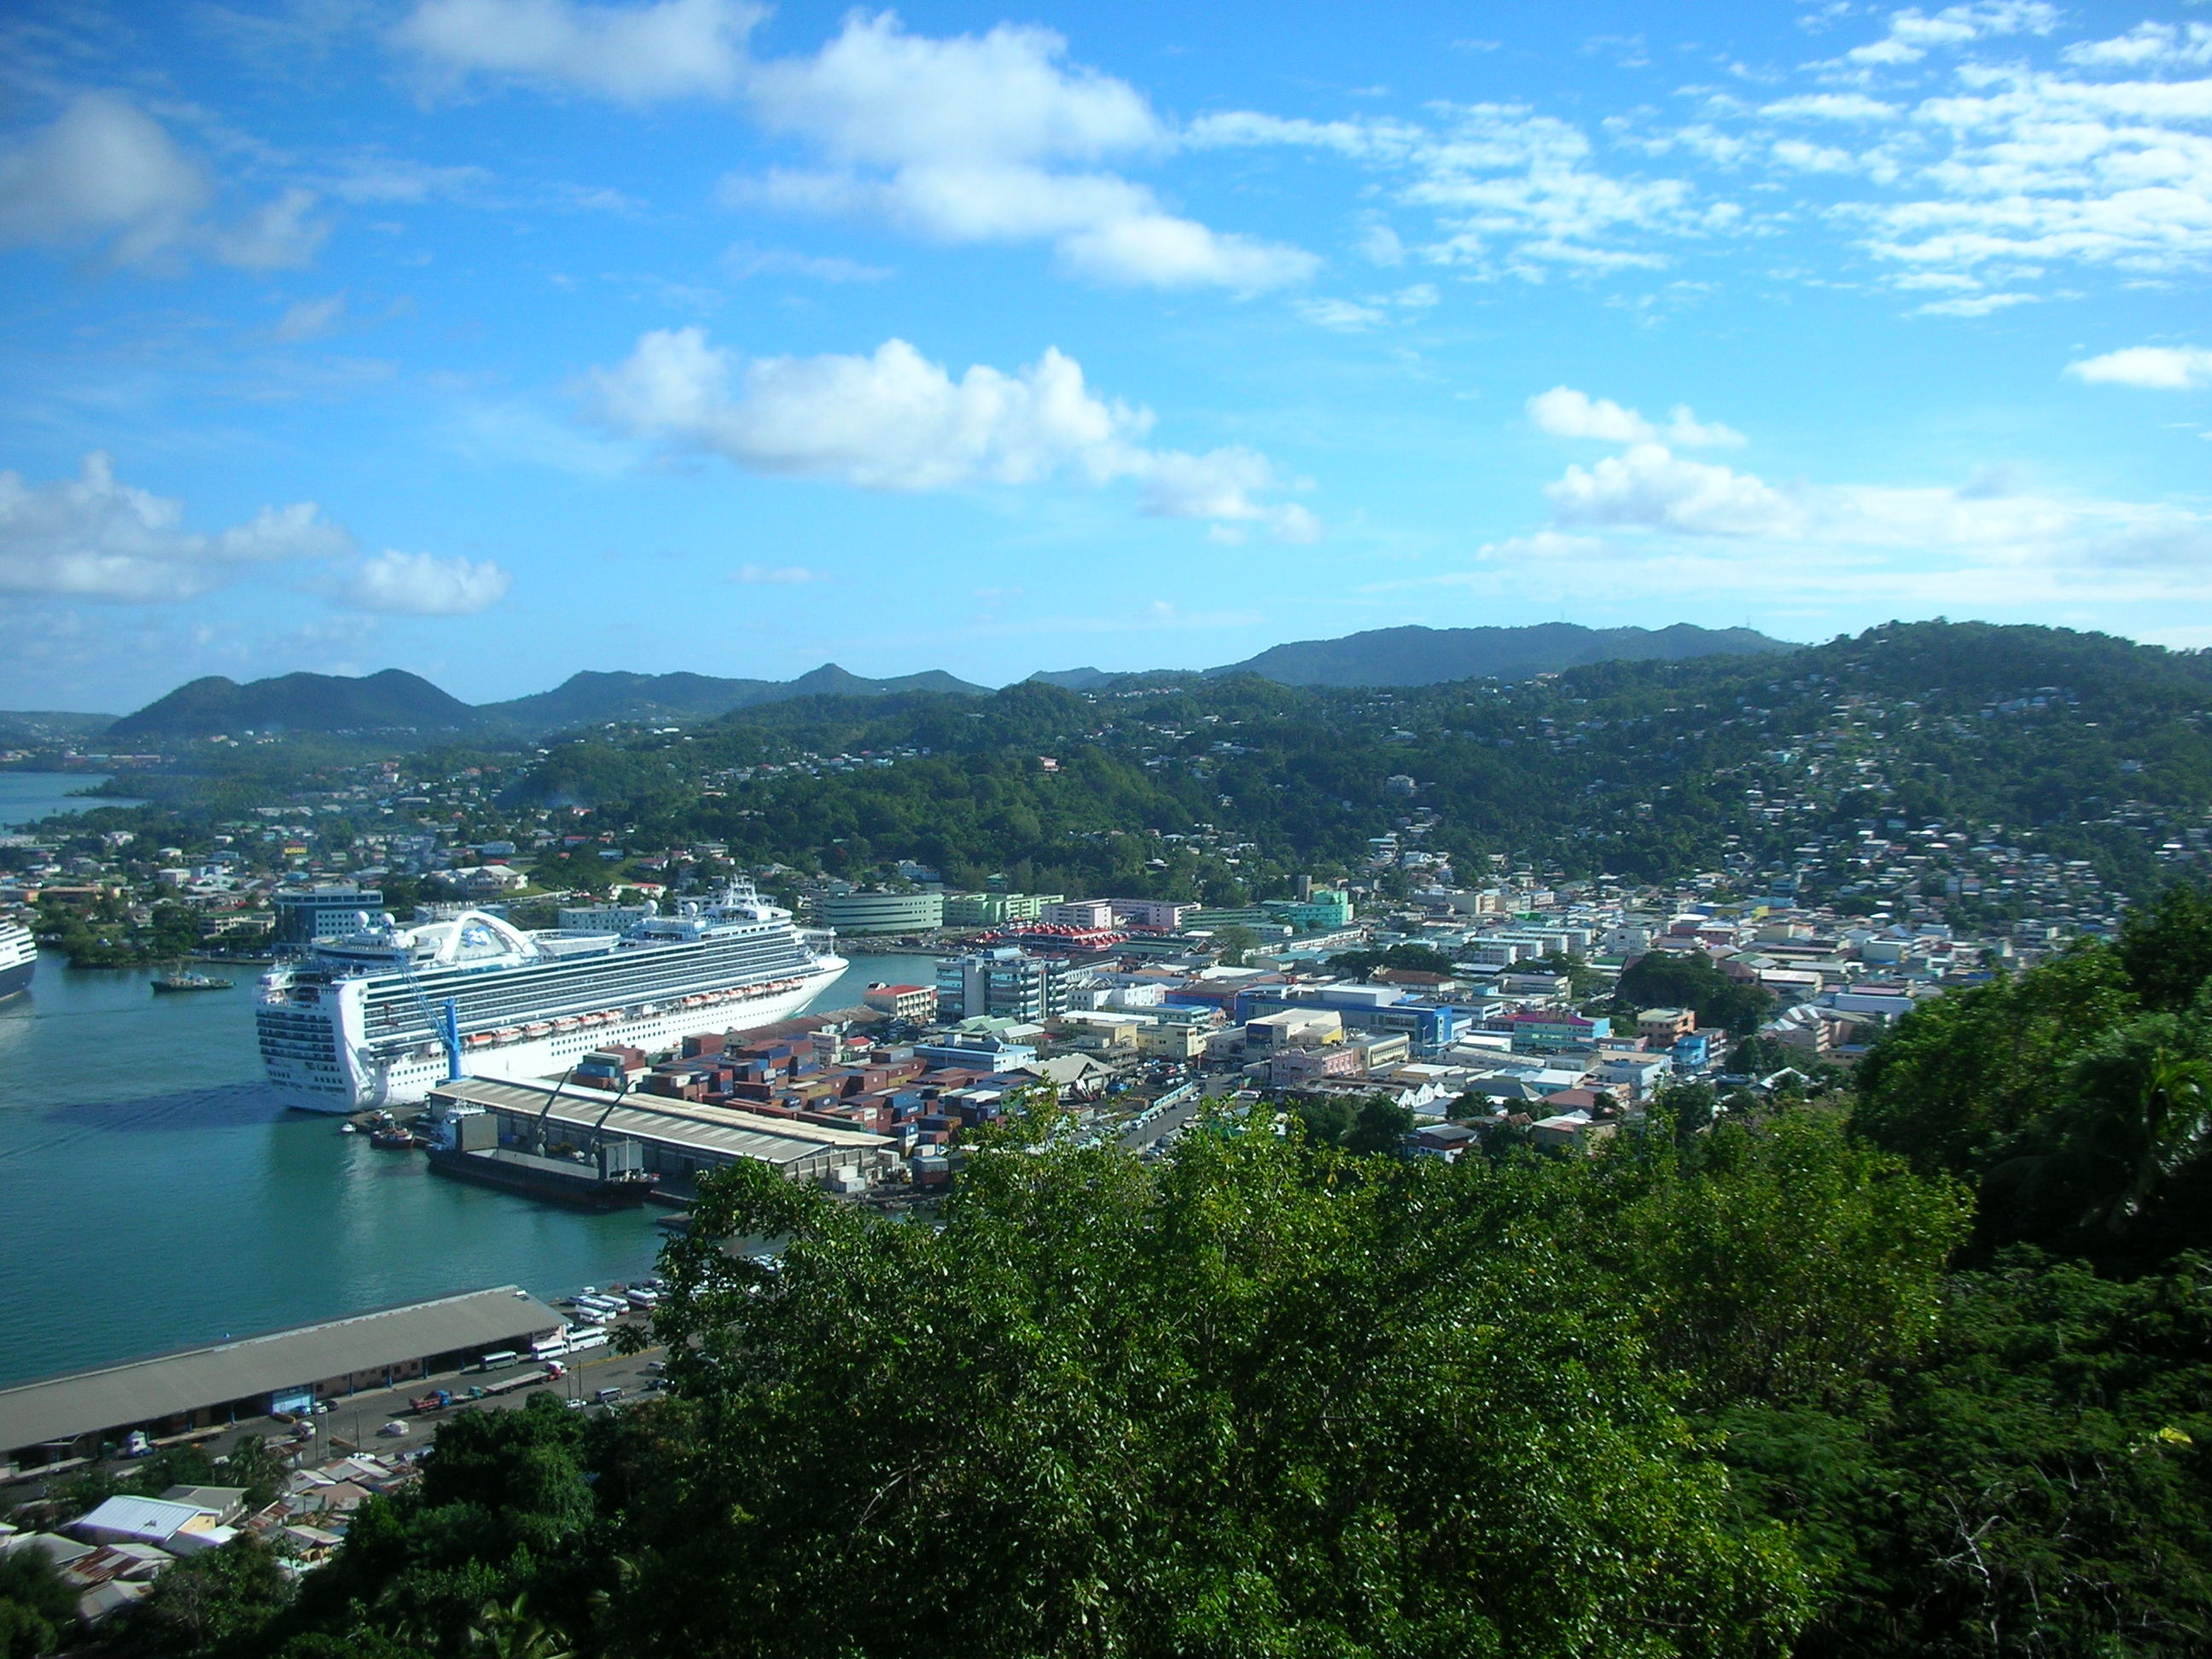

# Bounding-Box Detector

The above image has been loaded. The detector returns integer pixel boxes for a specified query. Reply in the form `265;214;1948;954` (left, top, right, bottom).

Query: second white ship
257;882;846;1113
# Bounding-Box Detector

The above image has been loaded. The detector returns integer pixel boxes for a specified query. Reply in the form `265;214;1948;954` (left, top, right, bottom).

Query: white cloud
1848;69;2212;283
346;549;510;614
1772;137;1860;173
208;185;329;270
0;454;352;602
1841;3;2059;67
2062;23;2212;71
583;327;1318;539
2066;345;2212;390
399;3;1308;289
272;290;348;342
0;93;327;271
0;93;208;263
1297;297;1388;331
731;13;1311;290
741;10;1158;167
393;0;757;101
1193;102;1722;279
1526;387;1745;447
1759;94;1901;121
1547;443;1796;535
731;562;830;582
1515;434;2212;612
1912;290;2040;316
321;154;494;205
725;245;891;282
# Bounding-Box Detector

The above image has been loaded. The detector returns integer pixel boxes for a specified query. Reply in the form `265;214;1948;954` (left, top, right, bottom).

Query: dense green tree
214;1435;286;1512
633;1108;1813;1659
1852;944;2139;1181
1717;1250;2212;1658
1599;1110;1971;1411
1324;944;1460;980
126;1538;294;1657
2119;884;2212;1012
1975;1013;2212;1266
1209;923;1257;966
0;1548;75;1659
271;1394;599;1657
1615;951;1776;1036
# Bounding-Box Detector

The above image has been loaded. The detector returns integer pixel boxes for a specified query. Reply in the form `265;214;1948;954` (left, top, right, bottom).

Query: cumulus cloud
1526;387;1745;447
730;12;1311;290
393;0;757;101
346;549;511;614
1546;443;1796;535
0;93;327;271
2066;345;2212;390
398;3;1309;289
0;454;352;602
583;327;1318;539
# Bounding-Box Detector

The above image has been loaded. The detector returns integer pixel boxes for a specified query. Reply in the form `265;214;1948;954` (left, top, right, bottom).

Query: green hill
107;670;482;739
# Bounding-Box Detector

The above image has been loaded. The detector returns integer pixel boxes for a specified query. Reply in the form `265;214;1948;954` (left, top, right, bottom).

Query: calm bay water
0;949;939;1386
0;772;146;828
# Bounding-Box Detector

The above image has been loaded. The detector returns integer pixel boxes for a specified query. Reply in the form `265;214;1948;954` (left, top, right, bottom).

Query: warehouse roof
434;1077;890;1165
0;1287;562;1456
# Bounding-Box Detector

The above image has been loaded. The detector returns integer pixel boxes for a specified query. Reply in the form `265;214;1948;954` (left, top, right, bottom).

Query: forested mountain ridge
509;621;2212;908
108;670;480;739
1204;620;1792;685
96;620;1793;740
476;664;990;731
102;663;992;740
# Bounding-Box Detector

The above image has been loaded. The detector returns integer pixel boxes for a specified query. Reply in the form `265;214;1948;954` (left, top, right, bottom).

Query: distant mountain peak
1204;622;1793;688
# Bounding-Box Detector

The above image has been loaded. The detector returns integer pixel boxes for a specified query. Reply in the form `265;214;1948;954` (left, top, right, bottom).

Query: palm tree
467;1592;573;1659
2052;1018;2212;1237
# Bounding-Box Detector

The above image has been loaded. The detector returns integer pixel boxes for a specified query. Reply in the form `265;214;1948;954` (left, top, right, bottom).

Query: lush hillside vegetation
505;621;2212;905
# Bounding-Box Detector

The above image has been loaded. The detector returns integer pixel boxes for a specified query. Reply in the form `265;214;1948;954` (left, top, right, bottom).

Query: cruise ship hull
0;926;34;1001
265;961;845;1114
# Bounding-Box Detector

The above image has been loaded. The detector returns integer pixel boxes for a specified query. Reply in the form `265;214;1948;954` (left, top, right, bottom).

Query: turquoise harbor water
0;772;145;828
0;950;938;1387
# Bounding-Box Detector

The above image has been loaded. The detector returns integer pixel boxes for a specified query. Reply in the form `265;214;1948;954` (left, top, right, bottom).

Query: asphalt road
311;1336;668;1456
10;1327;670;1505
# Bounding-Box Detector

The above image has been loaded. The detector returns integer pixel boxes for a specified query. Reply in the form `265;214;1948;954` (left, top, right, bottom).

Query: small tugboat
152;968;235;993
363;1109;419;1150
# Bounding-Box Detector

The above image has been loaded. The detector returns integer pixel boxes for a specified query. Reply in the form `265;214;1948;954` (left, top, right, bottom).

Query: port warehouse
428;1076;896;1194
0;1288;564;1477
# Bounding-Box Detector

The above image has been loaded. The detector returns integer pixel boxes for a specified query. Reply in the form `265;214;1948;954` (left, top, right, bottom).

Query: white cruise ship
0;919;35;1001
256;883;846;1113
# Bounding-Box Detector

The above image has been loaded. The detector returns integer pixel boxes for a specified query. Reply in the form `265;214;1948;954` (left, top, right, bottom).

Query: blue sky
3;0;2210;711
